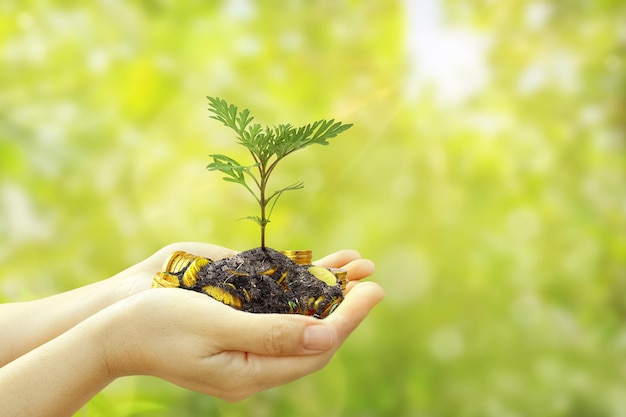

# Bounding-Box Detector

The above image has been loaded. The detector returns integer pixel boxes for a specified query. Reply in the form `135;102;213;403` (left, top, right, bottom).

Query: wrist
98;293;155;379
97;301;133;379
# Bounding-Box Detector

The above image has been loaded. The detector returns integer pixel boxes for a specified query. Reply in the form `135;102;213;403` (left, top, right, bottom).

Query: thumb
326;281;386;343
212;310;336;356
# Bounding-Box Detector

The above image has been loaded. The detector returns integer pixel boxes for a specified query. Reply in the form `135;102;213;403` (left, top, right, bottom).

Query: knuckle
264;323;289;356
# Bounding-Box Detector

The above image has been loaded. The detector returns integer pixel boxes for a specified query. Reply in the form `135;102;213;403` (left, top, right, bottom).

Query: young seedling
206;96;352;249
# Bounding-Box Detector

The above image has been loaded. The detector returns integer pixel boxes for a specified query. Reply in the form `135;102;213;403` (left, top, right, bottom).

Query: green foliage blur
1;0;625;416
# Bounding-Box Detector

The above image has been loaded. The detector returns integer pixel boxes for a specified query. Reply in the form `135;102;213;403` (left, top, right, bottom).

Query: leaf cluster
205;96;352;247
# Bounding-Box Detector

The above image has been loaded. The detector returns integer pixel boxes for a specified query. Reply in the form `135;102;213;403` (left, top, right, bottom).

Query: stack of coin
162;251;208;274
329;268;348;292
280;250;313;265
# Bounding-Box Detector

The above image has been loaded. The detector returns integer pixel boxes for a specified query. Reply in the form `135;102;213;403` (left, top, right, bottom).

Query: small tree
206;96;352;248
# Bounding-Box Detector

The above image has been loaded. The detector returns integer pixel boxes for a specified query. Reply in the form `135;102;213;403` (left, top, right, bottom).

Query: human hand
0;243;382;417
102;247;384;402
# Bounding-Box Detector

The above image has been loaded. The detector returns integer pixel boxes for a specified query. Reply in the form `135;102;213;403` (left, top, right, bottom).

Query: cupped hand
103;245;384;402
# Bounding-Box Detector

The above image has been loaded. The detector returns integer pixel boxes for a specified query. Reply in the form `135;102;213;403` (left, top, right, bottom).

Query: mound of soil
175;247;345;318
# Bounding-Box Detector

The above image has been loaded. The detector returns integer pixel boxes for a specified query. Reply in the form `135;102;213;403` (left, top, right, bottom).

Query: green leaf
207;96;258;141
206;154;248;184
267;181;305;203
266;181;305;219
240;216;267;226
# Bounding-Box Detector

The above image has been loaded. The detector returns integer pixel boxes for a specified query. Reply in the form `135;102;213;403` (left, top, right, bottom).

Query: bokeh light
1;1;625;416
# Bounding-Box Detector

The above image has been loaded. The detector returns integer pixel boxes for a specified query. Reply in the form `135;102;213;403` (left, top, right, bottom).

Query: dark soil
185;247;344;318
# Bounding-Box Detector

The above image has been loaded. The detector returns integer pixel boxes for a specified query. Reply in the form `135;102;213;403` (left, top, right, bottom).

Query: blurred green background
1;0;625;416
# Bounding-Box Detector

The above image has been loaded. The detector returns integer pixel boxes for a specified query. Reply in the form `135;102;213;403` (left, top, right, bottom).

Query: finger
210;308;335;356
314;251;375;281
343;258;376;281
314;249;362;268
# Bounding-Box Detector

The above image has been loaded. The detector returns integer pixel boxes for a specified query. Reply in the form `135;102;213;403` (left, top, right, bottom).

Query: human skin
0;242;384;417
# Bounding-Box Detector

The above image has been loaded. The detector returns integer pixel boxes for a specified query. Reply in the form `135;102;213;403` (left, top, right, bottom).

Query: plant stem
258;160;268;249
260;188;267;249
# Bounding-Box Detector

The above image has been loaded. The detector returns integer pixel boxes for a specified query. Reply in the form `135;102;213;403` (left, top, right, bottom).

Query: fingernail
303;325;333;351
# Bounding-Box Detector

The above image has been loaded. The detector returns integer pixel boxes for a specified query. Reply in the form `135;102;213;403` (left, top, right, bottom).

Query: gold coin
202;285;243;309
307;266;338;286
152;272;181;288
182;257;211;287
162;251;194;273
